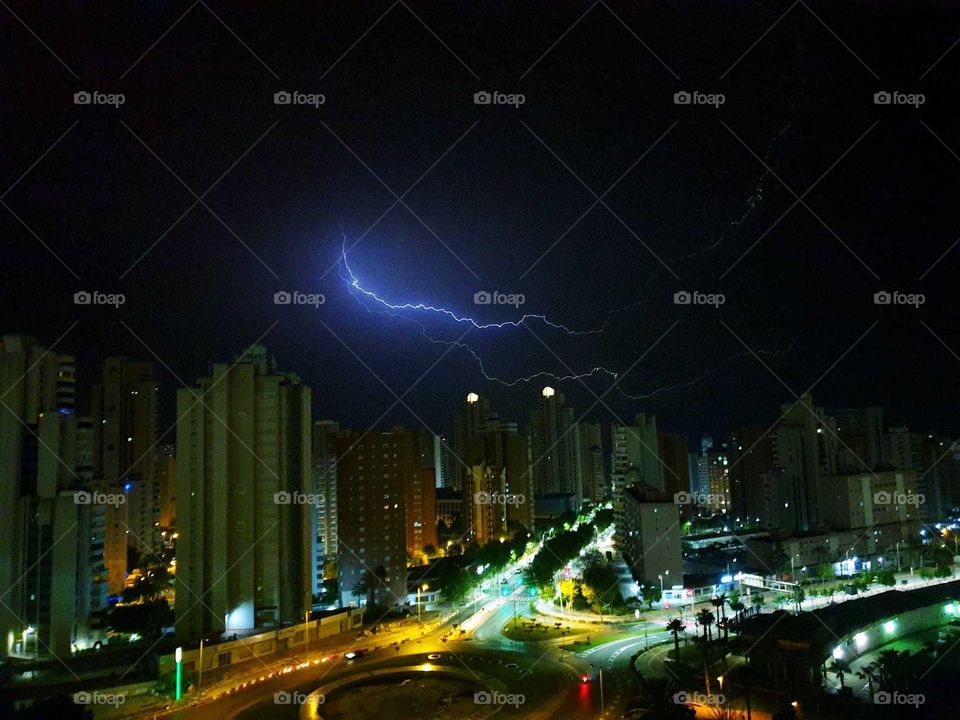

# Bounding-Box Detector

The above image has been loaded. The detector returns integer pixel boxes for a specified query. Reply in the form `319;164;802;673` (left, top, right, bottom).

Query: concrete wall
159;608;364;676
827;601;957;667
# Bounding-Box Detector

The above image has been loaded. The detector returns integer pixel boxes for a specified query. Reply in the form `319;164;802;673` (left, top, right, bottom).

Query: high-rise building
311;420;340;596
335;428;419;607
175;346;311;639
885;427;957;520
705;447;730;513
529;387;582;498
829;406;885;471
436;435;457;489
728;426;774;524
767;394;836;533
452;392;492;490
657;432;690;506
619;485;683;584
578;422;605;501
157;444;176;530
816;470;921;530
0;336;106;658
91;357;159;592
611;413;662;498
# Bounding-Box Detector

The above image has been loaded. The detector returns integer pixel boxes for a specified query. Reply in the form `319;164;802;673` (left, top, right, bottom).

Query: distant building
829;405;885;471
817;470;921;530
657;432;690;506
335;427;436;607
0;336;106;657
727;426;774;524
175;345;312;639
157;444;176;529
705;446;730;513
611;413;662;531
534;492;582;518
435;486;463;528
612;414;663;495
529;387;582;497
618;485;682;585
766;394;837;533
460;413;534;540
91;357;160;592
453;392;491;489
578;422;605;501
311;421;340;595
885;427;957;520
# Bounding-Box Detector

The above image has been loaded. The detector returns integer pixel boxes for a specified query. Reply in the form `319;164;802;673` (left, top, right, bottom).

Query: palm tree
696;608;715;642
750;593;765;616
829;660;848;690
856;661;879;698
666;619;685;662
711;593;727;620
729;599;745;624
630;677;696;720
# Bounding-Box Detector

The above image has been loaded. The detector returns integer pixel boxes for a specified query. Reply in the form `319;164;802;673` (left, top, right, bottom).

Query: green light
947;603;956;615
883;620;896;633
175;646;182;700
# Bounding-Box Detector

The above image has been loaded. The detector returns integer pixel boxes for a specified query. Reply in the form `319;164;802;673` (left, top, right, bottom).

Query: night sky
2;1;959;441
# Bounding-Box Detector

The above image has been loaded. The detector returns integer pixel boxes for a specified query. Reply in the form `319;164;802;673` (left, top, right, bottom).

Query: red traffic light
581;674;590;683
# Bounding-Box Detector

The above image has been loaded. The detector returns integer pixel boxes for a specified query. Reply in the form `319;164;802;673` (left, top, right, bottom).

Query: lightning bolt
336;235;791;397
339;238;606;335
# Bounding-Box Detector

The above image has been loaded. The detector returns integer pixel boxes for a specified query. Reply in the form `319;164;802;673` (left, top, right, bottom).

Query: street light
305;610;310;659
175;646;183;701
417;583;429;649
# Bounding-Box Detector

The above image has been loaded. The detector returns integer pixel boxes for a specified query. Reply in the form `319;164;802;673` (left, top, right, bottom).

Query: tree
666;618;685;662
107;600;173;638
630;677;696;720
641;582;662;610
829;660;848;689
856;661;879;697
729;599;745;624
435;562;475;604
792;586;806;613
711;594;728;621
696;608;715;642
423;544;437;559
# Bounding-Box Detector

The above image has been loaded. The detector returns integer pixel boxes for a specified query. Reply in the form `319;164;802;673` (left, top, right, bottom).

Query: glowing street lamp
175;646;183;700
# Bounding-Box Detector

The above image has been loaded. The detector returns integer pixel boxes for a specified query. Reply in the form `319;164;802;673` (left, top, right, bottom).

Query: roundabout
297;664;510;720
